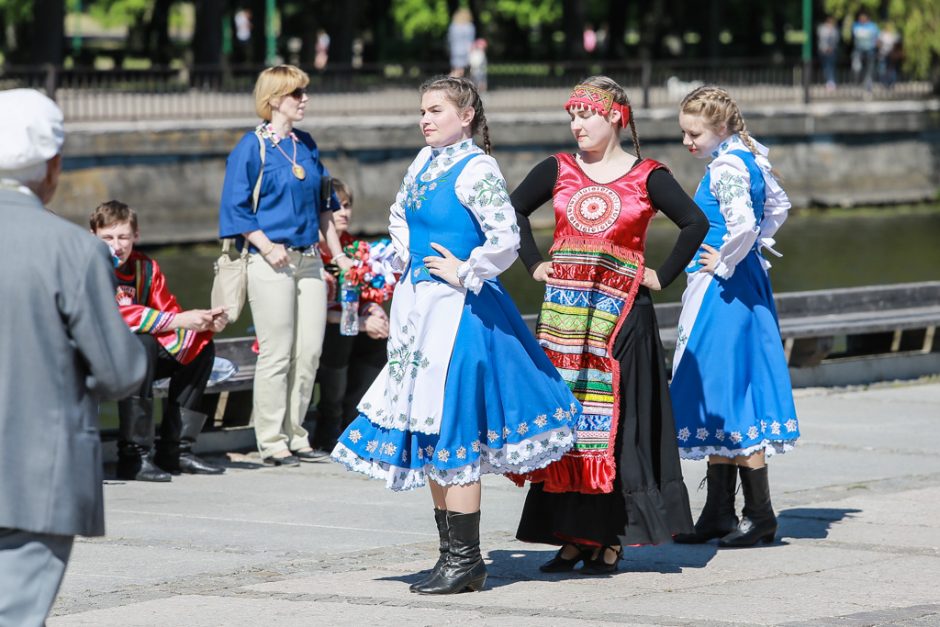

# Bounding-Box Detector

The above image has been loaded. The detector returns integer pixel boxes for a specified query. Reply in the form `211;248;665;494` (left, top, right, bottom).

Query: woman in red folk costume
512;76;708;573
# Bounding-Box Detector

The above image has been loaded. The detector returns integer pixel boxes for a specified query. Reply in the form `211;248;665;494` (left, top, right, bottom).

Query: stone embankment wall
55;101;940;244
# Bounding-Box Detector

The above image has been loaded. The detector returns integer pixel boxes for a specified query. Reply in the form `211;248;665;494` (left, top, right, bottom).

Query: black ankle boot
675;463;738;543
409;509;448;592
719;465;777;547
413;510;487;594
117;397;171;482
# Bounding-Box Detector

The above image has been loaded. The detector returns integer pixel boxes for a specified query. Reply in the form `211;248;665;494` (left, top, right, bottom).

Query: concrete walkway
49;381;940;626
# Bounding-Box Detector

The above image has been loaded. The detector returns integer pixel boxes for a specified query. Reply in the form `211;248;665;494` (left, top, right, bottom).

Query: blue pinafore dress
331;153;579;490
670;147;799;459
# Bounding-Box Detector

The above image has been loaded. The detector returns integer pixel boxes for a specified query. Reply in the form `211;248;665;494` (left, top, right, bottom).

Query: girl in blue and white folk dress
331;77;579;593
670;86;799;548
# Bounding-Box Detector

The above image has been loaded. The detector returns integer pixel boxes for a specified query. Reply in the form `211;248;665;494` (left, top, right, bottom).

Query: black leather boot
675;463;739;543
413;510;487;594
719;465;777;547
176;408;225;475
117;397;171;482
409;509;448;592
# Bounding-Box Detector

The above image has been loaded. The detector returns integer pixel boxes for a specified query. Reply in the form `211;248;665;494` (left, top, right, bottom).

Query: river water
152;206;940;338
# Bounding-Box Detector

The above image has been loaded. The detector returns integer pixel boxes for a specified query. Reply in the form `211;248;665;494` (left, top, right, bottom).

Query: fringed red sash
519;237;643;494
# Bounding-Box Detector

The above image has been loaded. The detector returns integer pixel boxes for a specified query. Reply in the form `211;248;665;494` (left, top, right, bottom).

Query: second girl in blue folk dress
671;86;800;548
331;77;579;595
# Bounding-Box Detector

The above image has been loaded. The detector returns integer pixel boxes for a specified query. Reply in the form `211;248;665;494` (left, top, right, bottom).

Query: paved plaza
48;381;940;626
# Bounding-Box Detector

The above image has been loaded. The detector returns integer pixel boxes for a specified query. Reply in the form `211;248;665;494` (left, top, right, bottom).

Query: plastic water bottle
340;281;359;336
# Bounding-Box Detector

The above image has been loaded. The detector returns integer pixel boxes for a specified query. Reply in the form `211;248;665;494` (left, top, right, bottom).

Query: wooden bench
196;281;940;410
654;281;940;368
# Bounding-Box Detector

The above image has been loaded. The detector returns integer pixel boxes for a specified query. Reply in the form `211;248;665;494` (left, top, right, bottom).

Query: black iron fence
1;59;934;122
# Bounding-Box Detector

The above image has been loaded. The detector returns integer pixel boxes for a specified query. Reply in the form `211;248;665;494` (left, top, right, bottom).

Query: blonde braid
680;85;758;157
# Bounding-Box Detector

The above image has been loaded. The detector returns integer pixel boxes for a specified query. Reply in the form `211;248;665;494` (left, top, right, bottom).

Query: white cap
0;89;65;171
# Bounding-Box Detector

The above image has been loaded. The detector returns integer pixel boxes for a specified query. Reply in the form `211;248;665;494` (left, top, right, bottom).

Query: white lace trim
679;438;797;461
330;425;575;492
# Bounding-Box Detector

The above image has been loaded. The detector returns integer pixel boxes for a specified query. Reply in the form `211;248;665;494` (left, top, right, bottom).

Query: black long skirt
516;288;694;546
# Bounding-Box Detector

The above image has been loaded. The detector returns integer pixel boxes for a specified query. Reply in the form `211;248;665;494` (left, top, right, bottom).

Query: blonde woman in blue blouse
219;65;352;466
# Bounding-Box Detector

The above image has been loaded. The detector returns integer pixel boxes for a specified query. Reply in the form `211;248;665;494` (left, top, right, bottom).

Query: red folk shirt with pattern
551;153;663;248
114;250;212;365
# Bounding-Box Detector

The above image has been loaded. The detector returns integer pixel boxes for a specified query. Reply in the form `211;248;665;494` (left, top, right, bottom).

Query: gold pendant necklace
274;135;306;180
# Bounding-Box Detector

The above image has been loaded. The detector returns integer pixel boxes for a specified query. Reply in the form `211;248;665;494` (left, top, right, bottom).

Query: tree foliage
391;0;450;40
84;0;151;28
2;0;936;77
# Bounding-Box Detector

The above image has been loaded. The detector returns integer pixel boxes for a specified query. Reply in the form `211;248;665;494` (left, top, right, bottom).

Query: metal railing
1;59;934;122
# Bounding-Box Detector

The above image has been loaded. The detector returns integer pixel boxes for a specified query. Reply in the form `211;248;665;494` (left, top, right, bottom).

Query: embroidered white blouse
387;139;520;293
707;134;791;279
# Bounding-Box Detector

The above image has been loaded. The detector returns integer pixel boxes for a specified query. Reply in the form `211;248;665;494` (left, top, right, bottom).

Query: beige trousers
247;250;327;458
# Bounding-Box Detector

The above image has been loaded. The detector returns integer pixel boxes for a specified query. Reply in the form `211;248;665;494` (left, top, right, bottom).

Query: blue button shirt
219;128;339;251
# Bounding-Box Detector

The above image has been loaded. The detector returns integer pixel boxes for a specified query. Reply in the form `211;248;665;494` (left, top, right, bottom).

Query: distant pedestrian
468;38;488;92
672;86;799;548
817;15;840;89
234;8;252;63
0;89;147;626
447;8;475;78
314;29;330;71
583;23;597;54
877;22;901;88
851;10;879;93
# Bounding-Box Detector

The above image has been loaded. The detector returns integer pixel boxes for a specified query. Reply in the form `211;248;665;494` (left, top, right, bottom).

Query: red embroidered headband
564;83;631;128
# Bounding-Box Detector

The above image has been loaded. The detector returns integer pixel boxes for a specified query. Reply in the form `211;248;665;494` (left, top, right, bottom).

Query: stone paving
48;381;940;626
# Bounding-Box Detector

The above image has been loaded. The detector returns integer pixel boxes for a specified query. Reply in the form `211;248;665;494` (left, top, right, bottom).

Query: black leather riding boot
719;465;778;547
675;463;739;543
413;510;487;595
159;408;224;475
409;509;449;592
117;396;171;482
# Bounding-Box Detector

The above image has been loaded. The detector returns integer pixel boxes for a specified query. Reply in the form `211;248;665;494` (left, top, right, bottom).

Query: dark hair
419;75;491;154
576;75;642;159
89;199;138;232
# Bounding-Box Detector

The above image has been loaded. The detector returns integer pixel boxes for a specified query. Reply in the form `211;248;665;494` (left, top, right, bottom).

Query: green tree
824;0;940;79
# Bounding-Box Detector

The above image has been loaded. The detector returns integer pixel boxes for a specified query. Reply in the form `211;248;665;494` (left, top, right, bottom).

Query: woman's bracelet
261;243;276;256
334;251;349;261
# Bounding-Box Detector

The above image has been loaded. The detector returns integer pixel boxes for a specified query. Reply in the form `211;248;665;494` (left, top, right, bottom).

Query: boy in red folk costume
91;200;228;481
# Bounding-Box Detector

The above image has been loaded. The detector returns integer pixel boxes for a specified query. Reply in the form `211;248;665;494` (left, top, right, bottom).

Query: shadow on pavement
777;507;862;540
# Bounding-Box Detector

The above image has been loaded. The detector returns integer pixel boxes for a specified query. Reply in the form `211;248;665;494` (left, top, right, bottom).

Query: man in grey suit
0;89;147;626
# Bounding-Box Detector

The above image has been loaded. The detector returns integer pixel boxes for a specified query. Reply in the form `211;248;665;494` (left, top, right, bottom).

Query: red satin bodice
552;153;665;251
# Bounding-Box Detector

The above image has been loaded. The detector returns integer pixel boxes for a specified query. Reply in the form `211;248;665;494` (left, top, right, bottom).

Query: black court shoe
579;545;623;575
539;544;593;573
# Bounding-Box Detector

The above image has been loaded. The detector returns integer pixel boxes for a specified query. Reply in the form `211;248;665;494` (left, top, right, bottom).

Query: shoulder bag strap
221;131;266;256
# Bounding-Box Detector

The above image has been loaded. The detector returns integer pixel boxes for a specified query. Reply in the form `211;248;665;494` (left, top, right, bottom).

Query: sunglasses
286;87;307;100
